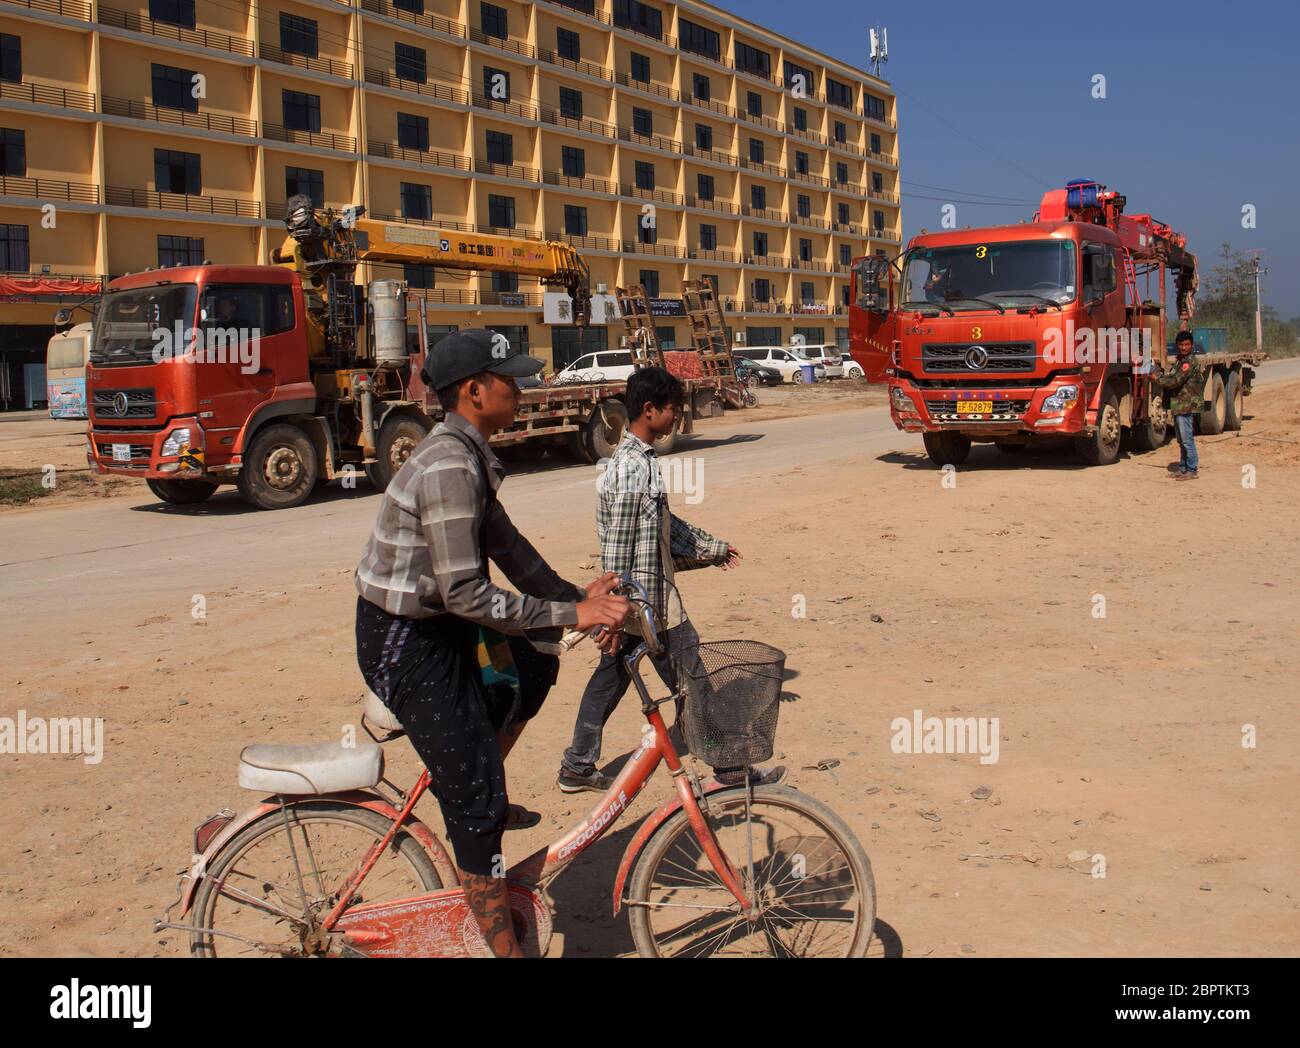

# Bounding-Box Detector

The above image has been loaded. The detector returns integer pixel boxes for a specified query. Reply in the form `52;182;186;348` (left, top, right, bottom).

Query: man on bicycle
557;365;786;793
355;328;629;957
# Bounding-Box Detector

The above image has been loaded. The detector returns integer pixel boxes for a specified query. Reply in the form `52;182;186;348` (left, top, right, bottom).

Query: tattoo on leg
462;872;521;957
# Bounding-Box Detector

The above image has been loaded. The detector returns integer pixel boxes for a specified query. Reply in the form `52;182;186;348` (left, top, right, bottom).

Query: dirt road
2;375;1298;957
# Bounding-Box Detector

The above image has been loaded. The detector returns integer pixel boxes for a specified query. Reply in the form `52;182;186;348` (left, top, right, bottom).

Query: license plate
112;443;132;462
956;400;994;414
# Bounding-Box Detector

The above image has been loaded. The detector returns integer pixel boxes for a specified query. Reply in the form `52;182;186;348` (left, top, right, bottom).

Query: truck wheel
922;431;971;467
586;400;629;461
369;415;430;491
237;424;318;510
1198;371;1226;435
652;420;678;456
1223;369;1244;431
1074;390;1122;466
147;478;219;505
995;442;1027;454
1131;395;1170;453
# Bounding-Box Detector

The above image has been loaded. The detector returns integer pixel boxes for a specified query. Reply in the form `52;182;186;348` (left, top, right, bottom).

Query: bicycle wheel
190;800;443;957
626;785;875;957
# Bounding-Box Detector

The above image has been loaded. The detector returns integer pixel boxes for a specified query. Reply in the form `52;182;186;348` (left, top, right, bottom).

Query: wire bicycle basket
678;640;786;767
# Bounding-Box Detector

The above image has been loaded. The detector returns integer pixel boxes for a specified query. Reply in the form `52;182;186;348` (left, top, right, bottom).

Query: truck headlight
161;428;193;457
1041;385;1080;414
890;386;913;413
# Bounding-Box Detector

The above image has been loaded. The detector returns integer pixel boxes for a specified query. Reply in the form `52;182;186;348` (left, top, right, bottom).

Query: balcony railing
791;214;832;231
786;124;829;147
367;140;472;171
264;124;356;152
681;143;738;167
102;96;257;137
97;6;254;57
744;254;792;268
266;199;350;220
791;259;833;273
360;0;466;39
365;68;469;105
620;184;685;206
471;94;540;121
541;170;620;196
0;175;98;203
613;72;682;104
737;156;786;179
474;158;541;182
622;241;687;259
469;27;536;60
260;44;354;80
548;230;622;253
105;186;261;217
868;189;900;205
617;127;683;155
0;79;96;112
3;0;91;18
537;48;614;85
539;106;617;139
686;196;740;217
408;288;542;307
689;247;742;264
369;213;544;240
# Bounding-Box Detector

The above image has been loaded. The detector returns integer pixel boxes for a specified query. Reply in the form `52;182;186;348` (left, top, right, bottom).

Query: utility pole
1252;253;1268;354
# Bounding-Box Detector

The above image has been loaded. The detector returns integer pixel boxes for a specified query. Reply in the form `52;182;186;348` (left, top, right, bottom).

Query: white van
790;343;844;378
554;350;637;383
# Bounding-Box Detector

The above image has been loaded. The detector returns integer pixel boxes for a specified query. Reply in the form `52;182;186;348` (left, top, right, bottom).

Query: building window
635;161;655;190
630;52;650;83
783;60;813;91
842;284;852;307
393;0;423;12
485;130;513;165
483;66;510;101
487;194;515;228
826;77;853;109
492;271;518;293
746;92;762;118
285;167;323;207
638;220;657;245
797;195;811;218
752;278;770;302
695;124;712;151
639;269;660;297
839;244;852;266
404;264;436;289
655;326;677;348
564;204;588;236
562;145;585;178
750;185;766;211
615;0;664;40
149;0;195;28
678;18;720;60
279;13;318;58
800;282;815;304
0;223;28;271
632;107;652;136
557;27;581;61
282;90;321;132
152;64;199;113
480;2;508;39
799;238;812;262
488;325;530;353
401;182;433;220
795;151;809;175
872;172;884;193
873;209;886;233
864;94;887;122
836;162;849;185
870;132;882;155
0;34;18;83
796;326;826;344
560;87;583;120
793;107;807;132
0;128;26;178
692;73;710;102
752;232;768;257
734;42;771;79
749;138;764;165
697;174;714;201
699;224;717;250
397;112;429;151
837;202;850;225
395;43;426;82
157;234;203;268
153;147;200;194
746;326;781;345
834;120;847;143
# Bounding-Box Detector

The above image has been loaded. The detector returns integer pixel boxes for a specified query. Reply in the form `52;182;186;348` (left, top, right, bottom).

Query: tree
1193;244;1296;356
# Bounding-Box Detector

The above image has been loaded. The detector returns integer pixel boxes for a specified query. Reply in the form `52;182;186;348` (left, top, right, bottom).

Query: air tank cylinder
369;280;407;367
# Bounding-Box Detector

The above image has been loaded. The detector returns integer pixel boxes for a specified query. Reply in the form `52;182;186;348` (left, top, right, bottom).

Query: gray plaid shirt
355;412;583;633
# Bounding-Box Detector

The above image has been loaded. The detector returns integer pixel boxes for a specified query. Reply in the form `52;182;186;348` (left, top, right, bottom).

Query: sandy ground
1;377;1298;957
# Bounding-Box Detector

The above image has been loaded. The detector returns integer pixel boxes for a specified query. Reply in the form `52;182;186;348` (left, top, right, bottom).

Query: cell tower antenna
869;27;889;77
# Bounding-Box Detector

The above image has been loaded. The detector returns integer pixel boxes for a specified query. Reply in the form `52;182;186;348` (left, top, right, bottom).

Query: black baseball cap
420;328;544;391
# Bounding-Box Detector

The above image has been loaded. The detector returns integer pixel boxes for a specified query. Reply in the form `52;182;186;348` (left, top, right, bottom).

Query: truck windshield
91;284;197;367
901;240;1076;311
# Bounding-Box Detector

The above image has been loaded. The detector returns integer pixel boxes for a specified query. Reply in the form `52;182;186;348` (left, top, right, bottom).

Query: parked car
733;356;783;386
733;346;826;383
554;350;636;383
793;343;845;378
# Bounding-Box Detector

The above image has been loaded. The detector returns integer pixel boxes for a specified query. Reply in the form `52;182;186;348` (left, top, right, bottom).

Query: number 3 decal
975;245;988;259
972;326;983;340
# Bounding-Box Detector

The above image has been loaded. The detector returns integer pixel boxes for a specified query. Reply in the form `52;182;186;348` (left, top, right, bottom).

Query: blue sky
717;0;1300;317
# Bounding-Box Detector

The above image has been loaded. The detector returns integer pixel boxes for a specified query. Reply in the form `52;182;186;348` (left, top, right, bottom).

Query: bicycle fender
611;776;737;916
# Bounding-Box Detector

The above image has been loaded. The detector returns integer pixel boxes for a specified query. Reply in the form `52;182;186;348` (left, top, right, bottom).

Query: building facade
0;0;900;404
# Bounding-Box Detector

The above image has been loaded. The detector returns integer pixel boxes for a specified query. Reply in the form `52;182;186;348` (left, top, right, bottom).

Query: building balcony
97;5;255;58
360;0;466;40
368;213;544;240
365;68;469;106
367;140;471;172
105;186;261;218
688;247;742;264
791;259;834;273
259;44;354;80
0;174;98;203
468;27;537;61
617;126;683;156
0;79;96;112
620;184;685;207
264;123;356;152
622;240;687;259
541;169;620;197
472;93;540;122
743;253;792;268
791;214;833;232
547;230;622;253
266;199;350;220
741;204;789;224
681;143;739;167
408;288;543;308
868;189;900;206
474;158;541;182
4;0;91;20
102;95;257;137
539;106;617;140
686;196;740;217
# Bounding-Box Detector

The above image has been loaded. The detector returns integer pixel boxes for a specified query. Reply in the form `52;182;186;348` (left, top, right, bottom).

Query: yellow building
0;0;900;403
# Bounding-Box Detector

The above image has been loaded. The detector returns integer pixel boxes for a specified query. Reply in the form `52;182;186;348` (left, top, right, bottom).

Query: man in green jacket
1153;330;1205;480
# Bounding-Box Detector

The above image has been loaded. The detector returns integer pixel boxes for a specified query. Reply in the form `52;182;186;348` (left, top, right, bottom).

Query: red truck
850;180;1265;466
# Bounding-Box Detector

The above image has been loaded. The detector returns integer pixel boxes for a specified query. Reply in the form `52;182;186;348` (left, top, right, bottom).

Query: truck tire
586;400;629;461
1198;371;1226;435
995;442;1027;454
1074;390;1122;466
1131;395;1170;453
368;415;430;491
922;431;971;467
651;420;678;456
237;423;319;510
147;478;219;505
1224;368;1244;431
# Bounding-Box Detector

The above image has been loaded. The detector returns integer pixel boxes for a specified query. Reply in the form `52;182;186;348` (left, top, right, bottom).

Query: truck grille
927;398;1030;422
92;388;157;419
922;343;1036;373
95;442;152;467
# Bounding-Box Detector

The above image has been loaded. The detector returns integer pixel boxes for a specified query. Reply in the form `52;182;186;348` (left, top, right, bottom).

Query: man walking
355;328;629;957
558;365;785;792
1154;330;1206;481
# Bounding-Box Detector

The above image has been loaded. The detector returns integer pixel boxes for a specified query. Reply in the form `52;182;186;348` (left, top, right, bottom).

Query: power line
901;179;1036;204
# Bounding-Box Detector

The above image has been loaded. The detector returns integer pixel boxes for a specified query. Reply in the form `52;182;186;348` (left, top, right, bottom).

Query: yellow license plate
956;400;994;414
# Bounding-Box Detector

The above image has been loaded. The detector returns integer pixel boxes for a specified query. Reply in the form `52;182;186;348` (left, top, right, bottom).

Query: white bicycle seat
238;741;384;795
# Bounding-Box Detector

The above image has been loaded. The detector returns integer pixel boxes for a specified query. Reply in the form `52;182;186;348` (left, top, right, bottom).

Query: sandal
503;803;542;831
